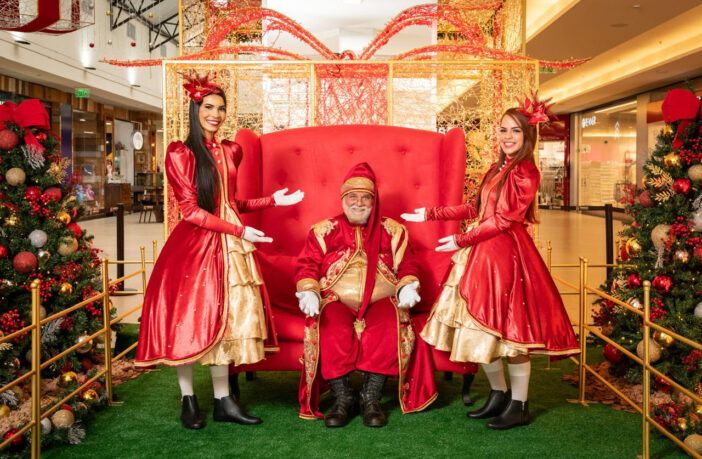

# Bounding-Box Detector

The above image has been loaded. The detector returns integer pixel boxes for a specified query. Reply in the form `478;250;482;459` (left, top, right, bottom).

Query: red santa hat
340;162;376;198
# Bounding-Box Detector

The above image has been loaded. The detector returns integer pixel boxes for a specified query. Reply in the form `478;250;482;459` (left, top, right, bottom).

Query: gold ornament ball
51;409;74;428
689;164;702;182
695;404;702;416
57;237;78;256
39;306;46;321
653;331;674;348
59;371;78;387
82;389;99;401
636;339;661;363
0;405;9;419
38;249;50;261
674;249;690;263
685;434;702;455
56;211;71;225
677;417;688;431
664;152;681;168
5;167;26;186
76;334;93;354
626;238;642;256
3;214;19;227
59;282;73;296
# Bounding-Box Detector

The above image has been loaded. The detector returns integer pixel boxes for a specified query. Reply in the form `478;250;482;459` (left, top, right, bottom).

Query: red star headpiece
182;72;223;103
516;91;558;126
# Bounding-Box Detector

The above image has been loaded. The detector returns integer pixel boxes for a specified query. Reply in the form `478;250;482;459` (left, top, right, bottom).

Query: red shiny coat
428;160;579;357
135;140;278;367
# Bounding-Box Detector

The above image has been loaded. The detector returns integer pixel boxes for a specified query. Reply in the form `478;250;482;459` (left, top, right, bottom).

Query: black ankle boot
213;395;262;425
228;373;240;403
462;374;475;406
360;372;387;428
467;389;511;419
325;374;356;428
180;395;206;430
486;399;530;430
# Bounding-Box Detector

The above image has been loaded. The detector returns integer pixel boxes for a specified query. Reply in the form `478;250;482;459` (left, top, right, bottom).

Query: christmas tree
0;99;110;453
593;88;702;443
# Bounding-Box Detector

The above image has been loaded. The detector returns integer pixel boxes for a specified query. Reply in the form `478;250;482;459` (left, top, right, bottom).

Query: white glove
295;291;320;317
273;188;305;206
435;235;459;252
397;281;420;308
401;208;426;223
242;226;273;243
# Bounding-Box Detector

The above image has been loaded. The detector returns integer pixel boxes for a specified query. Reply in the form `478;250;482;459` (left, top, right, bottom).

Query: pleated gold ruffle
420;246;531;365
199;206;268;366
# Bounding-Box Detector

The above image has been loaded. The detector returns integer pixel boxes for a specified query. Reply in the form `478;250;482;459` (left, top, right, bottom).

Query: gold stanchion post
101;258;122;406
30;279;41;458
152;239;158;264
140;246;147;296
544;240;553;371
642;280;651;459
568;257;591;405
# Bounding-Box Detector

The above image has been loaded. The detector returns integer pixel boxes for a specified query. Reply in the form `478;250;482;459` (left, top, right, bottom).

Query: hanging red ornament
695;244;702;260
2;428;25;450
42;186;62;202
652;275;673;294
619;245;630;262
627;273;642;289
0;129;19;150
131;41;136;47
68;223;83;239
35;132;46;142
654;375;672;392
24;186;41;201
13;252;37;273
673;178;691;194
89;42;94;48
0;244;8;259
638;190;653;208
603;343;623;363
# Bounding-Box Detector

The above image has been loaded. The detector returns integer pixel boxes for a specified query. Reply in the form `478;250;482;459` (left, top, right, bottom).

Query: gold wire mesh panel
163;59;537;235
0;0;94;31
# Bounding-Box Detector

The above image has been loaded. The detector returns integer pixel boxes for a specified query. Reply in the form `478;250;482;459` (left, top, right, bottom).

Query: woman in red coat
135;75;303;429
402;100;579;430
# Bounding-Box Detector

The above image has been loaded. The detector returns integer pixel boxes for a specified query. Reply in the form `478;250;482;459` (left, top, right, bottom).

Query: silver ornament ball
29;229;48;248
40;417;52;434
695;302;702;319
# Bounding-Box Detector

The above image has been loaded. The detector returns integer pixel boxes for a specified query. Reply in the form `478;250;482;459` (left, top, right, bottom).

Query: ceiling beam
110;0;178;50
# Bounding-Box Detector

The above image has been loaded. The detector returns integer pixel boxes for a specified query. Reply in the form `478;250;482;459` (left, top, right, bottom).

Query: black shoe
213;395;262;425
180;395;206;430
486;400;530;430
325;374;356;428
228;373;240;403
467;389;511;419
360;372;388;428
462;374;475;406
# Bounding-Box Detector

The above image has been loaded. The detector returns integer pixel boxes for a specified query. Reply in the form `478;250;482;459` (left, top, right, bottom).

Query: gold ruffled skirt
420;247;530;365
199;207;267;366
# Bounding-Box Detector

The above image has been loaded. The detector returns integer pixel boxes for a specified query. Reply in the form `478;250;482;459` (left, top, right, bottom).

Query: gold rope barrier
544;240;702;459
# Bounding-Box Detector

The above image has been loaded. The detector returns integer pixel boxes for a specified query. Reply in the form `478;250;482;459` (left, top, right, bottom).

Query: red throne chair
231;124;478;405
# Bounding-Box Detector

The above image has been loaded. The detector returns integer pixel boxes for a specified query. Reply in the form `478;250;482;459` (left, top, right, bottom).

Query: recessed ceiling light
106;122;112;125
83;66;96;70
14;39;30;45
84;131;94;134
610;23;628;28
131;84;141;88
632;4;641;8
79;118;86;122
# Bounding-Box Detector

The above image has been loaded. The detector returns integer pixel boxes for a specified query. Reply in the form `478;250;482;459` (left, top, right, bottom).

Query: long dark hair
475;108;538;224
183;91;226;214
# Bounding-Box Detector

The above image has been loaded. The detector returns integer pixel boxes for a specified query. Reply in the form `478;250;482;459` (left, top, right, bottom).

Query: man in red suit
295;163;436;428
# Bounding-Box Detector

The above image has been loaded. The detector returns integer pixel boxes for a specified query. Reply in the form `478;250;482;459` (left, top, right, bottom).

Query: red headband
515;91;558;126
182;72;223;103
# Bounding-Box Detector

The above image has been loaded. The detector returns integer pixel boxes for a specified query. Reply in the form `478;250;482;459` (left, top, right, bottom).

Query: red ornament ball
62;404;73;413
81;357;94;371
68;223;82;239
89;42;94;48
673;178;691;194
42;186;62;202
36;132;46;142
131;41;136;47
654;375;672;392
627;273;642;289
652;275;673;295
619;245;630;262
0;244;8;259
2;428;25;450
695;244;702;260
638;190;653;208
24;186;41;201
13;251;37;273
0;129;19;150
603;343;623;363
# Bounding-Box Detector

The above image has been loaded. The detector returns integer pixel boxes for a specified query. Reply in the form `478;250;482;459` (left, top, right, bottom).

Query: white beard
342;201;372;224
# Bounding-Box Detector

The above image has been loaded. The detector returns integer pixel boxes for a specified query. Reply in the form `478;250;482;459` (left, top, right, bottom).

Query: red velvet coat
428;160;579;357
135;139;278;367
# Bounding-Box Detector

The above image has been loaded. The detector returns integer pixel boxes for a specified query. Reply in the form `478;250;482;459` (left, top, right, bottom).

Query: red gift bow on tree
0;99;51;152
661;88;702;150
516;91;558;126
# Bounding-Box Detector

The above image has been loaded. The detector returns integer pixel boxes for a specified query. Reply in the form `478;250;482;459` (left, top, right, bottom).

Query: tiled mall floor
80;210;625;325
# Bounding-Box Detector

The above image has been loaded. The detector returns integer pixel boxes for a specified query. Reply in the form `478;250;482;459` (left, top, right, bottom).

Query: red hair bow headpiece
516;91;558;126
182;72;222;103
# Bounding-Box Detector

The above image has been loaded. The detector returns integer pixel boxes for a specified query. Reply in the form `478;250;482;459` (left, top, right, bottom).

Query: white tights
176;364;231;400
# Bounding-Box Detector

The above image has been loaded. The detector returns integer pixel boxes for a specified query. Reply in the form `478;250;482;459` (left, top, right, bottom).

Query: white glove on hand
295;291;320;317
401;208;426;223
273;188;305;206
397;281;420;308
242;226;273;243
435;235;459;252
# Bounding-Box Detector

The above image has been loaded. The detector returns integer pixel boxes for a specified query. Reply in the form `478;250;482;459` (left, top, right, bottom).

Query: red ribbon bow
661;89;702;150
0;99;51;152
516;91;558;126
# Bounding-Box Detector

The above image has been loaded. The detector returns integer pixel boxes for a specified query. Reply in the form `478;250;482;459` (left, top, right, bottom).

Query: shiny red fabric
135;140;277;367
429;160;579;356
319;299;398;380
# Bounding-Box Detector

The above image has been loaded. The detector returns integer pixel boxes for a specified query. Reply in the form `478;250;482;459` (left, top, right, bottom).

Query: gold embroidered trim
340;177;375;196
296;278;321;297
311;219;338;254
382;217;409;271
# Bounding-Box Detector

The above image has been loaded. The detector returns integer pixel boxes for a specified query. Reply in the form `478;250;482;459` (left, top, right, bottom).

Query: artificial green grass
42;350;687;458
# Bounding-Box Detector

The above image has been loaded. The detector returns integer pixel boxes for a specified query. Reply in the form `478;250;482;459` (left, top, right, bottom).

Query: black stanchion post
117;203;125;280
605;203;613;278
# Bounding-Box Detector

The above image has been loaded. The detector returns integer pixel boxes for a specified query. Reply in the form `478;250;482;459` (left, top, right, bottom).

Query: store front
538;118;570;207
